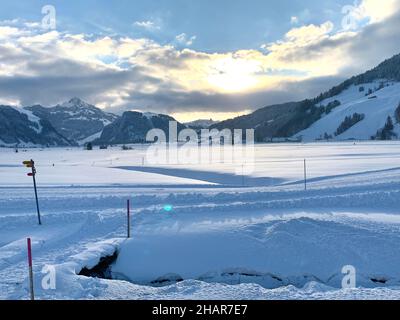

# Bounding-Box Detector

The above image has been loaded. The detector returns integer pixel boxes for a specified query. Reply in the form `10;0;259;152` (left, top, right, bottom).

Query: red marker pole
27;238;35;300
304;159;307;191
127;200;131;238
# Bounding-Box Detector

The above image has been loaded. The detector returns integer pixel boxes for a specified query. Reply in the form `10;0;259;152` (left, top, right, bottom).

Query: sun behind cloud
206;56;262;93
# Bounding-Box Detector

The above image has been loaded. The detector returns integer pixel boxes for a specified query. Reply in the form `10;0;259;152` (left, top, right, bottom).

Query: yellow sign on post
22;159;41;225
23;160;33;167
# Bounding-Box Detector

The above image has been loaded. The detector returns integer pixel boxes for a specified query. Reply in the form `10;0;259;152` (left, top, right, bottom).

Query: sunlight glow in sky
0;0;399;122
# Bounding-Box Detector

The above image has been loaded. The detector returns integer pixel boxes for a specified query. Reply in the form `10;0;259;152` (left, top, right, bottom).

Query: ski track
2;175;400;299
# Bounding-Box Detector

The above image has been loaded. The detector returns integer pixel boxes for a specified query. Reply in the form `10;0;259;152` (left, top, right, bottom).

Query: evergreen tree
395;102;400;123
335;113;365;136
385;116;394;131
375;116;396;140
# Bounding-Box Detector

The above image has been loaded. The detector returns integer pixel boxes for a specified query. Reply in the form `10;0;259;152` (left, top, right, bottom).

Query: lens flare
163;204;173;212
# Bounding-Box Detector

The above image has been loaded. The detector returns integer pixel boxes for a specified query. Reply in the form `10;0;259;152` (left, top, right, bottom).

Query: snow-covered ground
1;141;400;300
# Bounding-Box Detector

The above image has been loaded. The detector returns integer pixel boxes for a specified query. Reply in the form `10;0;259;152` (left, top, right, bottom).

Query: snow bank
113;217;400;289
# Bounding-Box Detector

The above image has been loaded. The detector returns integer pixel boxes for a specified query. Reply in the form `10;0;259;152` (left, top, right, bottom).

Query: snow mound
112;217;400;289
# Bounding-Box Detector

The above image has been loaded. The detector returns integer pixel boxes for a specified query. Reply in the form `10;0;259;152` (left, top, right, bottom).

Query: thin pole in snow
242;164;244;187
23;159;41;225
27;238;34;300
304;159;307;191
127;199;131;238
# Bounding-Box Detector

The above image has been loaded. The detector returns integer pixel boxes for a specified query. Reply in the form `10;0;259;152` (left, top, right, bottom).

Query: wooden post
304;159;307;191
27;238;34;300
127;200;131;238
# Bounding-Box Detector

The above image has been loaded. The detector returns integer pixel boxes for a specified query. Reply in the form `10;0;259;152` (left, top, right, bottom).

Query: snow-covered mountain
25;98;118;144
94;111;186;145
0;105;74;147
6;98;188;147
296;80;400;141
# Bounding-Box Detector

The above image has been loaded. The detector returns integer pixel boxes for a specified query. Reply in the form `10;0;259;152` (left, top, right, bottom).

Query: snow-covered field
1;141;400;300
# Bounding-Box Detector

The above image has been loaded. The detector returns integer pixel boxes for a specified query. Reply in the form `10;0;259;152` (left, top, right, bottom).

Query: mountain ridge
25;98;118;143
94;111;186;145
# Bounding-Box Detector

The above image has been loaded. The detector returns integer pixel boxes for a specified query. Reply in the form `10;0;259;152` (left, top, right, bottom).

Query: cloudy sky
0;0;399;121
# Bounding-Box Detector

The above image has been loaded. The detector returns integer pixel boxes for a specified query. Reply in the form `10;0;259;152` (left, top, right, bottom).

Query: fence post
27;238;35;300
304;159;307;191
127;200;131;238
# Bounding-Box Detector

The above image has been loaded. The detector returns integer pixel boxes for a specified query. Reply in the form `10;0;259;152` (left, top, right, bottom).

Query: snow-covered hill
296;80;400;141
216;54;400;142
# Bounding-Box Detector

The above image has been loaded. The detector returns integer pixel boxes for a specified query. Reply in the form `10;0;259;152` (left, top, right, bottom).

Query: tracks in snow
1;178;400;298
